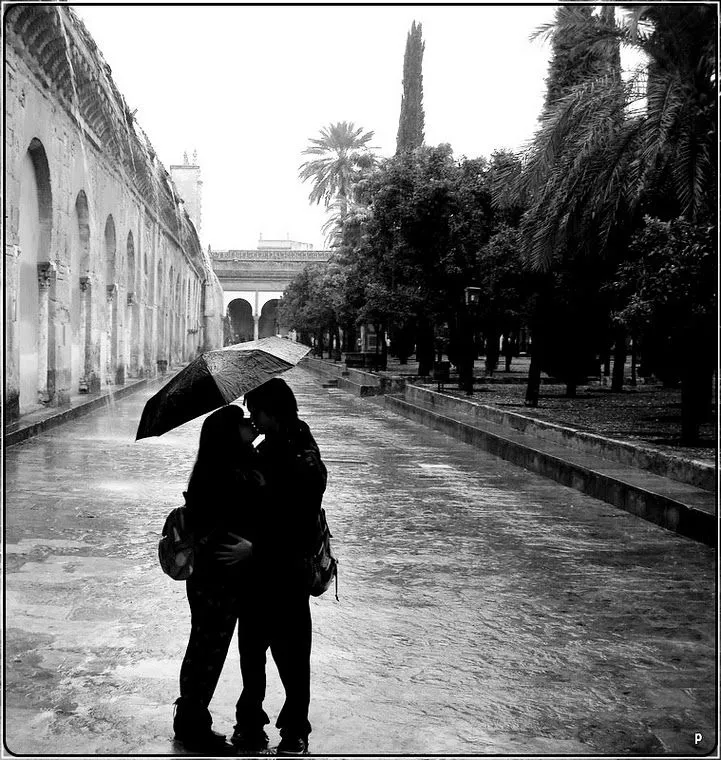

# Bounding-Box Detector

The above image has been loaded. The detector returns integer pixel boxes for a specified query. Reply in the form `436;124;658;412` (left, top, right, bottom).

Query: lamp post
459;286;481;395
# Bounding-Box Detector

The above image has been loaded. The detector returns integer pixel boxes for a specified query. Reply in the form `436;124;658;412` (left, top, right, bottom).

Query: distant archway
258;299;279;339
227;298;254;344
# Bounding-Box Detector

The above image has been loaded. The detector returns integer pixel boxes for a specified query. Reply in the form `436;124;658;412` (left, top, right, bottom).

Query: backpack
158;505;198;580
306;507;338;600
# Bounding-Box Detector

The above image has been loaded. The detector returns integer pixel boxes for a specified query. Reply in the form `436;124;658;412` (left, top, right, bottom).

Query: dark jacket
253;419;327;579
184;446;264;581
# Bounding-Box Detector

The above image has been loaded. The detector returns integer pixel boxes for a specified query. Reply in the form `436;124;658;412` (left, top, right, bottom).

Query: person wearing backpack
232;378;327;756
172;404;263;755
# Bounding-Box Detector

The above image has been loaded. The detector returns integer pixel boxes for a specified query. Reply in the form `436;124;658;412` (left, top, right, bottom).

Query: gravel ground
378;356;716;464
436;381;716;464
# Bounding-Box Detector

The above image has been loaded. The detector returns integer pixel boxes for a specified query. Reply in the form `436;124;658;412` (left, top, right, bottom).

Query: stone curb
4;377;155;447
304;357;714;493
384;393;716;548
404;384;716;492
303;357;717;546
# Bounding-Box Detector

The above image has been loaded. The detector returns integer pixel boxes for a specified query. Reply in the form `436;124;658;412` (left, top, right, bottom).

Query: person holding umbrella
172;404;262;755
231;378;327;756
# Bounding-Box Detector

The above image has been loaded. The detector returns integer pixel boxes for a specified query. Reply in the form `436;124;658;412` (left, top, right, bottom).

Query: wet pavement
4;367;717;757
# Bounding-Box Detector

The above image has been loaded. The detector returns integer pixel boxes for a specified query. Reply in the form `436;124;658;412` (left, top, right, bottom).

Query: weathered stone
4;5;225;424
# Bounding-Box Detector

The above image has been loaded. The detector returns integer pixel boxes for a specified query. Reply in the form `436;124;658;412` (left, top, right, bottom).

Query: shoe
231;726;270;753
277;733;308;755
174;727;235;754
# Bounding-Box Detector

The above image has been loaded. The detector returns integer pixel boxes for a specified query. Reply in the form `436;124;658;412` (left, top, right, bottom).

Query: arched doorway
73;191;91;392
227;298;254;344
143;249;152;372
258;299;279;339
156;259;165;366
127;230;140;378
18;138;52;413
103;216;117;384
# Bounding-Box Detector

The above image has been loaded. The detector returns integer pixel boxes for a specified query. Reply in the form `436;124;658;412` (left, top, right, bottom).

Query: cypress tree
396;21;425;154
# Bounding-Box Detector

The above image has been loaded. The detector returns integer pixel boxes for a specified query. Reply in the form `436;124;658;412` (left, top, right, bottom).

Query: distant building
257;235;314;251
211;240;331;342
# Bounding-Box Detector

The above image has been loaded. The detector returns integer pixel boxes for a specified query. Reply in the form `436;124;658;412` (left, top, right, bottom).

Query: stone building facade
4;5;224;423
211;243;331;343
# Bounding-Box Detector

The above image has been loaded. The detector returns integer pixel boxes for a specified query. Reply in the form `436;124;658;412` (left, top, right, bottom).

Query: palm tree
502;4;717;434
298;122;377;231
509;4;716;272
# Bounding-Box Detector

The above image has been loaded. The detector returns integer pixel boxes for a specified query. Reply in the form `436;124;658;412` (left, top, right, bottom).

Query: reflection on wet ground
4;367;716;755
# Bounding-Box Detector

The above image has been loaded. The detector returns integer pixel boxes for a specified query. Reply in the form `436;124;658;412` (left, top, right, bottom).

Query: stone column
127;292;136;377
79;276;91;392
253;316;260;341
37;262;56;403
106;284;118;385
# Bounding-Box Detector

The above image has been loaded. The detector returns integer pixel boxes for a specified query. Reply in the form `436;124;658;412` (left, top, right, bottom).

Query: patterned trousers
179;577;241;709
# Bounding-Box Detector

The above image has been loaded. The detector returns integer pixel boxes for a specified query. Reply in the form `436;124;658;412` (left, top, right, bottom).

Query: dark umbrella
135;336;311;440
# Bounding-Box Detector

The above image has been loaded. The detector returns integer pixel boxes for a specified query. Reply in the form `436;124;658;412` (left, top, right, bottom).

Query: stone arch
104;215;116;285
227;298;254;344
70;190;90;392
258;298;280;339
143;249;150;305
126;230;140;377
126;231;135;292
157;258;165;363
167;264;175;364
173;272;183;361
18;138;53;412
103;215;118;384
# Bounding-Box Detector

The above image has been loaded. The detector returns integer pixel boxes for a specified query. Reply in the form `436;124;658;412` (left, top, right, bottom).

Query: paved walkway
3;367;717;756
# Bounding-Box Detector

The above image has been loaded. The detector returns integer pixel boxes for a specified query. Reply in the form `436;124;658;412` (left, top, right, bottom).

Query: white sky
73;3;558;251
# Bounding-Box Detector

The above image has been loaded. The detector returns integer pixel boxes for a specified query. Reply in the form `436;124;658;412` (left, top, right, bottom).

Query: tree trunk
525;350;542;406
680;326;715;443
484;329;500;377
416;318;435;376
611;328;627;392
565;380;577;398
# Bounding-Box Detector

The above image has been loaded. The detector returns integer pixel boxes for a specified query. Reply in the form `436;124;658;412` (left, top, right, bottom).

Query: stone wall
4;5;225;422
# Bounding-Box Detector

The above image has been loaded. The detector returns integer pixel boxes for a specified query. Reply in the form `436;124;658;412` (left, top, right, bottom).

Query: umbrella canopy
135;336;311;440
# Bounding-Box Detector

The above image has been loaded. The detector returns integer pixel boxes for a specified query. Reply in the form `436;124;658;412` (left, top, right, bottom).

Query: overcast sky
74;4;558;251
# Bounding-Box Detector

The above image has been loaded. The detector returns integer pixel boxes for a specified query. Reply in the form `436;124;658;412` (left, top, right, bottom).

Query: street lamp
459;286;482;395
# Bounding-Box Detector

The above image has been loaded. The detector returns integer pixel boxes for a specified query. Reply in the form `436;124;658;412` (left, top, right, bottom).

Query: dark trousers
235;581;312;737
178;578;240;722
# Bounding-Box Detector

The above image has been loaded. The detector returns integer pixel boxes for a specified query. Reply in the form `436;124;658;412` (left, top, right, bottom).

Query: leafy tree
396;21;425;154
343;145;519;379
474;224;534;372
611;216;716;442
298;122;376;232
278;264;335;354
518;4;716;413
